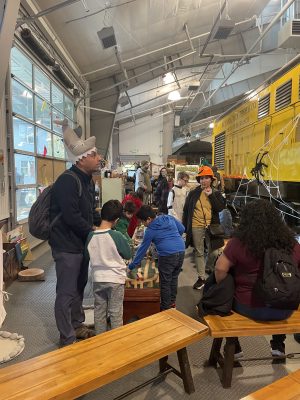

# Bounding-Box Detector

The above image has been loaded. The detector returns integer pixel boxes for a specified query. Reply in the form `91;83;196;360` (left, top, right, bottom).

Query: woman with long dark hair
215;199;300;357
154;167;169;214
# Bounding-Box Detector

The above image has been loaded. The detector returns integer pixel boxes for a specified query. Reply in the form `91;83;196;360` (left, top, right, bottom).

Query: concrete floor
0;248;300;399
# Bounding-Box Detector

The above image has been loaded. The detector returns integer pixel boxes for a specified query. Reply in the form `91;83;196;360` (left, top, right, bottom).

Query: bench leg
208;338;223;367
222;337;236;388
177;347;195;394
159;356;169;373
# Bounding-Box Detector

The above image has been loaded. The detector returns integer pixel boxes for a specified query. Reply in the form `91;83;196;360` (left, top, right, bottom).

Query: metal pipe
116;98;189;121
200;0;227;57
83;50;196;100
20;28;55;66
80;105;115;115
183;23;195;51
115;46;130;86
118;110;173;132
82;15;257;78
187;0;296;125
16;0;81;27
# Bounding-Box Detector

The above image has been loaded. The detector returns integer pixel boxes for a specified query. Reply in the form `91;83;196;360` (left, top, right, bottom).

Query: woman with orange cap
182;166;225;290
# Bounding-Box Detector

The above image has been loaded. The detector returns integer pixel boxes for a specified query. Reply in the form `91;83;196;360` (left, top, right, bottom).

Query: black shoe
234;340;244;360
270;341;285;357
193;277;205;290
294;333;300;344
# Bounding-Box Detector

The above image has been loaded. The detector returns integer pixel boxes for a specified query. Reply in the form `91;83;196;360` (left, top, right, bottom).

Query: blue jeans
93;282;124;334
234;300;294;347
158;252;185;310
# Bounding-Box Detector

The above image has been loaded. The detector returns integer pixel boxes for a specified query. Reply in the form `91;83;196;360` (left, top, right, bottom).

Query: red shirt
122;194;143;237
223;237;300;307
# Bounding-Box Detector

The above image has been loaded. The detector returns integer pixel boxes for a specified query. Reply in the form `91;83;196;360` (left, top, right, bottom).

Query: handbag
207;223;225;238
199;196;225;239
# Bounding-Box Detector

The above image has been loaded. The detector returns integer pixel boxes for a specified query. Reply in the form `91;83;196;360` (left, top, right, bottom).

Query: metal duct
21;28;55;66
52;63;74;89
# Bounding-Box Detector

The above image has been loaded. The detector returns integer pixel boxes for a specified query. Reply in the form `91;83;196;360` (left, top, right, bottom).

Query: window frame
10;45;77;223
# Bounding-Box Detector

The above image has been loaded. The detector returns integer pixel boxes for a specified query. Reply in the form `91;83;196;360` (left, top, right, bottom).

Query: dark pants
158;252;185;310
52;250;89;345
234;300;293;348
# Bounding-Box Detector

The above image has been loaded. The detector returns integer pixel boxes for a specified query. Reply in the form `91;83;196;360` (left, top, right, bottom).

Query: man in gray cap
135;160;152;204
49;120;101;346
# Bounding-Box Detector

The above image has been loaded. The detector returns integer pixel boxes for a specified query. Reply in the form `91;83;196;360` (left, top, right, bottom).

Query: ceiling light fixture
209;122;215;128
168;90;181;101
163;72;175;85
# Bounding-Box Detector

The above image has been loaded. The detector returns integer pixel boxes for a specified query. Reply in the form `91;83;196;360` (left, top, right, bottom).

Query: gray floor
1;248;300;400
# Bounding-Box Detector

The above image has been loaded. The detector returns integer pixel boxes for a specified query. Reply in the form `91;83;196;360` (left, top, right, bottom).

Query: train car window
275;79;292;111
214;132;225;170
258;94;270;119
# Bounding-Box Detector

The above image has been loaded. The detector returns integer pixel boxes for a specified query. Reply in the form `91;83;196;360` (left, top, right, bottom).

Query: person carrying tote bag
182;166;225;290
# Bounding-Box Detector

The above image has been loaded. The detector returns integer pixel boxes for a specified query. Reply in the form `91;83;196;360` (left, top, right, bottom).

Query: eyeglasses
182;178;189;183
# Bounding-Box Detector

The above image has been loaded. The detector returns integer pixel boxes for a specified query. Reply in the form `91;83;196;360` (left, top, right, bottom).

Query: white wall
119;114;164;165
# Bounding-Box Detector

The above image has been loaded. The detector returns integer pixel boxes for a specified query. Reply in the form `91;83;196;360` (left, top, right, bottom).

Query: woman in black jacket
182;166;225;290
154;167;169;214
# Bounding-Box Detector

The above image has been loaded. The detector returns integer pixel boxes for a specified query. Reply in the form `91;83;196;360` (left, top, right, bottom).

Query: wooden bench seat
0;309;208;400
204;309;300;388
241;368;300;399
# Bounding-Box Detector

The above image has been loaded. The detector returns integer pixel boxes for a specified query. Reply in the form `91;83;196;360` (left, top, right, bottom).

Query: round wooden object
18;268;45;281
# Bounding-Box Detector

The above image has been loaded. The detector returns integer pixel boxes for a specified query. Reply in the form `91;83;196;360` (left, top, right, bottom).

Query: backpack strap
63;170;82;197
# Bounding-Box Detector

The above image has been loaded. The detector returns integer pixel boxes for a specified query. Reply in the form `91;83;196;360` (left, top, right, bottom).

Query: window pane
37;128;53;156
11;47;32;88
34;67;50;101
64;96;74;120
15;154;36;185
52;109;64;133
52;84;64;112
12;80;33;119
35;96;51;128
16;188;37;221
53;134;65;159
13;117;34;153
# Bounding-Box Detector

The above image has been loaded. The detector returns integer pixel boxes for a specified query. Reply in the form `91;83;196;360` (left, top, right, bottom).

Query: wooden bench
0;309;208;399
204;309;300;388
241;368;300;399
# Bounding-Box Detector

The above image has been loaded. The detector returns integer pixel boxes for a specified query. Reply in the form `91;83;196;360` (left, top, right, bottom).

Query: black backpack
28;170;82;240
255;247;300;310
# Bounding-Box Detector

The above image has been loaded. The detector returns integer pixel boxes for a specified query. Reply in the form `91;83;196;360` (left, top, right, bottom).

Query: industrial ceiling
18;0;299;152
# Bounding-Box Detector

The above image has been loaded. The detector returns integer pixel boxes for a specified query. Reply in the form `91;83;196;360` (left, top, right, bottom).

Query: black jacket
154;177;169;214
49;165;101;253
197;272;235;317
182;186;225;251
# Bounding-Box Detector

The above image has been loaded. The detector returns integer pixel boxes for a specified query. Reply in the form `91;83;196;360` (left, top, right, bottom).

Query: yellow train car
212;54;300;220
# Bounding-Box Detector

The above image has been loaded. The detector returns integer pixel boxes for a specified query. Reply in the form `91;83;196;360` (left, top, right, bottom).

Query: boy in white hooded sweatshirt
86;200;131;334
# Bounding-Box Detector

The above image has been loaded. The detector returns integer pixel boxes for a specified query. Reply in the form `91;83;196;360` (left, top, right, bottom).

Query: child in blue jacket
128;205;185;310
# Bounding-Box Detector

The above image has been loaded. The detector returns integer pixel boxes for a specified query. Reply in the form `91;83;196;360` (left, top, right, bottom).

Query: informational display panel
101;178;123;205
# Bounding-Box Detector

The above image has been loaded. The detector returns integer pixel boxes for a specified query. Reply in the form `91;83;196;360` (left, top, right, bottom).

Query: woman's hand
203;187;212;196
